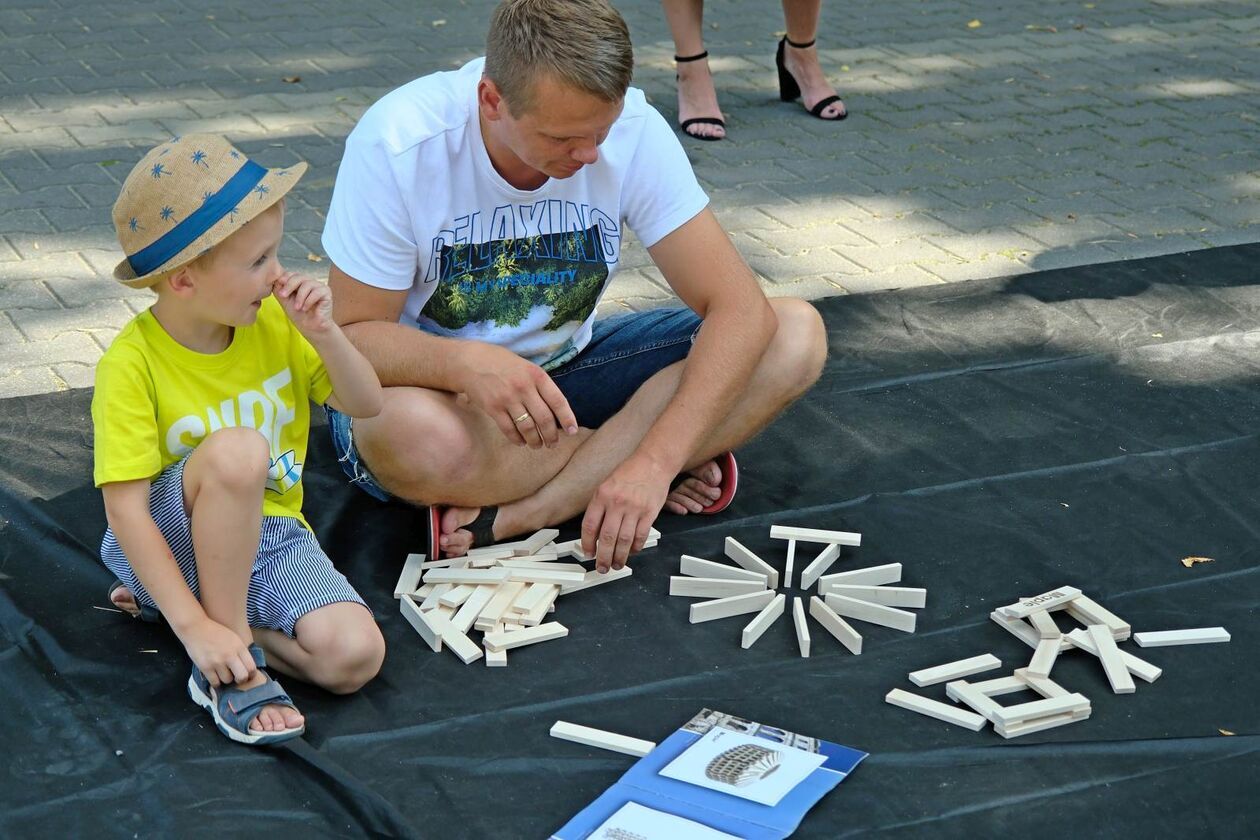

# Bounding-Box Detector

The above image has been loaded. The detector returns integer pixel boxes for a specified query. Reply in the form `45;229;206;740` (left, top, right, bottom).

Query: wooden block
422;567;510;585
679;555;768;584
908;653;1001;687
465;544;519;558
989;610;1039;649
991;693;1090;727
995;709;1090;739
792;598;810;658
724;537;778;589
1029;610;1062;640
828;585;926;609
1027;637;1060;678
441;624;484;664
419;583;453;612
483;621;568;652
560;566;633;594
553;539;590;560
520;585;561;626
970;674;1029;696
435;603;456;619
824;593;916;633
438;584;475;608
996;586;1082;619
1064;594;1131;639
485;645;508;667
798;544;841;590
510;582;556;614
808;596;862;655
451;584;498;634
689;589;777;624
476;580;527;630
1065;628;1159;681
946;680;1004;720
669;576;767;598
819;563;901;587
400;593;443;652
507;567;585;585
1013;668;1070;699
1134;627;1230;647
465;556;501;568
419;558;453;570
415;583;435;598
770;525;862;547
499;559;583;573
885;688;986;731
549;721;655;758
1088;624;1135;694
394;554;426;599
741;593;786;649
783;540;797;589
513;528;561;556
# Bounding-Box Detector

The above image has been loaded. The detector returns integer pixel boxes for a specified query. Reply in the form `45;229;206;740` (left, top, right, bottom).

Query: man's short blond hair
485;0;633;114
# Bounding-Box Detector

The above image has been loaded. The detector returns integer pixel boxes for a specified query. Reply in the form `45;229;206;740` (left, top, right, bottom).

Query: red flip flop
670;451;739;515
427;504;499;559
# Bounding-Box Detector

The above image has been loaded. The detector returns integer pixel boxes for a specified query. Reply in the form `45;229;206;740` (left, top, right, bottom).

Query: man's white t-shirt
322;58;709;370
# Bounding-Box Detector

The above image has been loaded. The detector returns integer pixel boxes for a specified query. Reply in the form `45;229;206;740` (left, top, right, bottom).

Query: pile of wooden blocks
393;527;656;666
886;585;1230;738
669;525;928;655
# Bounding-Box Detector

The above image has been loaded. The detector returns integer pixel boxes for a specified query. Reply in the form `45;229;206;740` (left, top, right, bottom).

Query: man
323;0;827;572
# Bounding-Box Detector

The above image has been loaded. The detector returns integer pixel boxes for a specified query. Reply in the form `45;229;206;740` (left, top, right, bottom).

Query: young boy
94;134;385;746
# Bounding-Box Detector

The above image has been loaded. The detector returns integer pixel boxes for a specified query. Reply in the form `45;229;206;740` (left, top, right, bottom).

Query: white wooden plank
507;567;586;585
792;598;810;657
808;597;862;655
483;621;568;652
818;563;902;587
689;590;777;624
827;585;926;609
945;680;1003;720
510;582;555;614
824;593;916;633
437;584;475;608
996;586;1082;619
989;610;1040;649
1064;594;1131;639
908;653;1001;687
498;559;584;573
553;539;590;560
450;584;498;634
400;593;442;652
669;577;767;598
465;544;519;558
798;544;841;590
559;566;633;594
520;585;561;626
394;554;426;599
550;721;655;757
995;708;1090;739
740;593;786;649
1088;624;1135;694
419;582;453;612
421;567;510;585
783;540;797;589
770;525;862;546
440;624;484;664
475;580;527;631
679;555;768;584
1133;627;1230;647
970;675;1029;696
991;693;1090;727
513;528;560;556
885;688;986;731
724;537;778;589
1027;637;1060;678
1013;668;1070;698
1029;610;1062;640
1066;628;1161;682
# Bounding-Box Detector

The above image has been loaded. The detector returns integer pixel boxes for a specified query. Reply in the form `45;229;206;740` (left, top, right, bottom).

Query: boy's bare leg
443;298;827;551
251;602;385;695
182;428;303;733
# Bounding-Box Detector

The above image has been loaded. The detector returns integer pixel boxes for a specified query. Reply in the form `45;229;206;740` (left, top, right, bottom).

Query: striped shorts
100;456;369;637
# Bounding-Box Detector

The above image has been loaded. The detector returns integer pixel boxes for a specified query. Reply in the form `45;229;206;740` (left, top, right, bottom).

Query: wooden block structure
1133;627;1230;647
824;593;916;633
1027;637;1061;678
394;554;426;599
1087;624;1135;694
945;669;1090;739
550;721;656;757
996;586;1082;620
1065;628;1162;683
483;622;568;652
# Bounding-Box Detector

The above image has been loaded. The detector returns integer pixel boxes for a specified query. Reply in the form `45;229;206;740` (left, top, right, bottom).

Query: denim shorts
326;306;702;502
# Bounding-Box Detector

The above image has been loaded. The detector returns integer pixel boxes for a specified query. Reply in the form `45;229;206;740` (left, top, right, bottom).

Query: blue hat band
126;159;267;277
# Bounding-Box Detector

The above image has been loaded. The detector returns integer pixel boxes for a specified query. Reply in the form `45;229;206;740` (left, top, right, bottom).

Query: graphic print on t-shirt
417;202;619;369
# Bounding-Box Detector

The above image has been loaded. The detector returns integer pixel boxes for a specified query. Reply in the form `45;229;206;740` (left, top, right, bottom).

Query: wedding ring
513;412;531;424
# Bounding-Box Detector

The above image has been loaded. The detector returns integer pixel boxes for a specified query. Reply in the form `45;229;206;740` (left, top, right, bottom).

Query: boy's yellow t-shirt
92;296;332;525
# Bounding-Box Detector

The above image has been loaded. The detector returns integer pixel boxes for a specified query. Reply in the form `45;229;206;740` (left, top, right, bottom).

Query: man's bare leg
443;298;826;549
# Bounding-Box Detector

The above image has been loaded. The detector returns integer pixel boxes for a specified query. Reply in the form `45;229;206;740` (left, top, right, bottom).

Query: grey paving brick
9;299;136;342
830;265;946;294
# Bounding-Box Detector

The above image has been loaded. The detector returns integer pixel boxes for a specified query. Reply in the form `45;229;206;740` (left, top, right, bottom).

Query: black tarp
2;245;1258;838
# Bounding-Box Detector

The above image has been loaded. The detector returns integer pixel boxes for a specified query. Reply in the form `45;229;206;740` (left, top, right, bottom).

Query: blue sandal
186;643;305;746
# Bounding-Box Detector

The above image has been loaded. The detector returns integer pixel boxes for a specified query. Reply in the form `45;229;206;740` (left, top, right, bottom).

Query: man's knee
357;389;479;494
768;297;828;392
296;605;385;695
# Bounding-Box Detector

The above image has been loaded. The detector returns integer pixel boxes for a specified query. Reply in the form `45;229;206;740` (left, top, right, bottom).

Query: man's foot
219;670;305;734
439;506;501;556
677;56;727;140
109;584;141;618
783;41;846;119
665;459;724;515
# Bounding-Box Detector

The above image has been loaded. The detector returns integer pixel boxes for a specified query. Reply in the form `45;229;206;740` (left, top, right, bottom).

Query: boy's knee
196;427;271;487
298;607;385;694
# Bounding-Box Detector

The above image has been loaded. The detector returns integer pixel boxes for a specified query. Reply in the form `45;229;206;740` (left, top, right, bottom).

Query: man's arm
329;264;577;447
580;208;777;565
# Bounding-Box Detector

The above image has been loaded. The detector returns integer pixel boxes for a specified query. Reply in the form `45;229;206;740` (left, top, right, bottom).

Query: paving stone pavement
0;0;1257;398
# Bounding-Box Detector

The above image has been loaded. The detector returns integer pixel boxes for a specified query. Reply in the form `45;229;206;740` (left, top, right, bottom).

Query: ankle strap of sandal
785;37;816;49
674;50;709;63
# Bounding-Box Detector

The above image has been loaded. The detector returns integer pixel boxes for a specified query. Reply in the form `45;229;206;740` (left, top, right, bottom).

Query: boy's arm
275;271;383;418
102;480;257;686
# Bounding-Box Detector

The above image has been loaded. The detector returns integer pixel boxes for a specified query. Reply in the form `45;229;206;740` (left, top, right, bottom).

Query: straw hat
111;134;308;288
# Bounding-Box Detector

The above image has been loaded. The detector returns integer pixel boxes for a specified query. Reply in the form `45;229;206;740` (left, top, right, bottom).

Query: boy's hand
178;616;257;687
275;271;334;338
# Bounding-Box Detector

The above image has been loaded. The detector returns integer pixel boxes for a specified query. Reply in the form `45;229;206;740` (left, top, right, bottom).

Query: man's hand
177;616;257;687
581;453;671;572
275;271;334;338
456;342;579;449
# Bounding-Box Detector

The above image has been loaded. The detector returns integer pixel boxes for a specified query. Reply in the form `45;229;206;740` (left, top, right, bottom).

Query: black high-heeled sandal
776;37;847;120
675;50;727;141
